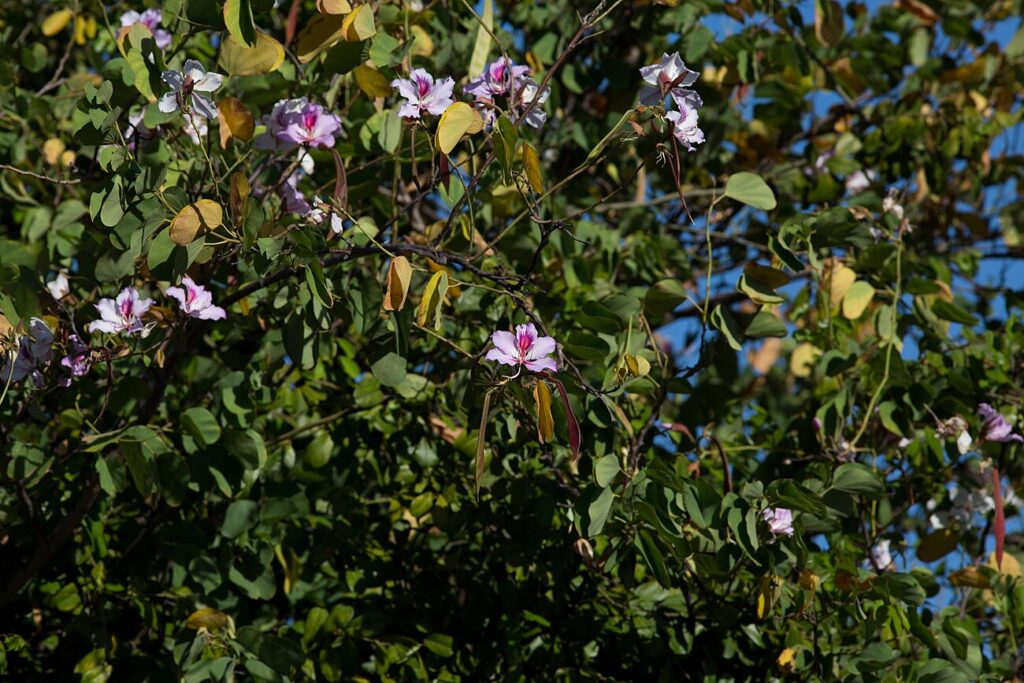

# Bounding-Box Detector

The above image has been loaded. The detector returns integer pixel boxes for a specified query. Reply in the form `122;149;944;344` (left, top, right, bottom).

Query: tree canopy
2;0;1024;680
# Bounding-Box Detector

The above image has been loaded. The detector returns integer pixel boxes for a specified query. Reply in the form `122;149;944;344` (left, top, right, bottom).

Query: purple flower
762;507;794;538
515;78;550;129
256;98;341;151
281;152;316;215
639;52;701;107
665;103;705;152
979;403;1024;444
1;318;54;386
88;287;154;336
464;58;532;103
165;277;227;321
58;335;91;387
392;69;455;119
485;323;558;374
120;8;173;50
159;60;224;120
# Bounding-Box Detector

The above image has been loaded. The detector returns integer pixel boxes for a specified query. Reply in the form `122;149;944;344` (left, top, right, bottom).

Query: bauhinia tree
2;0;1024;680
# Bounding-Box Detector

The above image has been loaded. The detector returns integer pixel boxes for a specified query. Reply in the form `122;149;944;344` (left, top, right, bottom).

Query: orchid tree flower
979;403;1024;444
937;415;973;454
120;8;172;50
255;98;341;151
88;287;154;336
666;103;705;152
870;539;892;570
47;271;70;300
639;52;700;106
485;323;558;374
844;169;876;195
58;335;91;387
183;116;208;146
1;318;54;386
465;58;532;102
158;60;224;120
165;277;227;321
308;198;345;235
762;507;794;539
392;69;455;119
515;78;551;129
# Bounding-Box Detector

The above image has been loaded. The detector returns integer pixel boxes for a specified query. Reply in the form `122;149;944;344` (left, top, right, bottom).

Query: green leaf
587;486;614;536
221;499;260;539
724;172;777;210
494;115;518;185
594;454;619;487
182;407;222;447
224;0;257;47
303;607;330;647
467;0;493;80
831;463;884;496
371;352;407;388
770;480;827;517
423;633;454;658
742;309;787;338
644;279;688;319
710;304;743;350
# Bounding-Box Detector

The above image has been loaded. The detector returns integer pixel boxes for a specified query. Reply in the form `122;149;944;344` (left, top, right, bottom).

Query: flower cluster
119;8;172;50
1;318;54;387
255;98;343;152
89;280;225;337
640;53;705;151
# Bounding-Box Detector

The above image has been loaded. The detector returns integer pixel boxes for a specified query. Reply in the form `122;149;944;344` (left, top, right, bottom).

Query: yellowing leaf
842;280;874;320
317;0;352;13
417;270;448;330
950;566;988;588
468;0;493;80
218;97;255;148
42;9;74;37
825;261;856;308
169;200;223;246
757;575;783;619
534;380;554;444
522;142;543;193
777;647;797;675
43;138;65;166
435;102;484;155
988;550;1022;577
229;172;251;224
353;65;391;98
790;342;821;378
219;32;286;76
186;607;230;630
74;16;97;45
341;4;375;41
383;255;413;312
296;14;347;64
224;0;257;47
624;354;651;378
411;26;434;57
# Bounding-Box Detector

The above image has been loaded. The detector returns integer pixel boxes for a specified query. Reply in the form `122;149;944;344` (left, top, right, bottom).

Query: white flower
665;105;705;152
183;115;208;145
639;52;701;107
870;540;892;570
883;191;904;219
0;318;54;386
956;430;973;455
46;271;70;300
158;59;224;120
845;169;876;195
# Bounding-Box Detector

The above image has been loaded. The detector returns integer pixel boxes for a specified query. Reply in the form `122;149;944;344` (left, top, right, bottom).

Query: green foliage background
2;0;1024;680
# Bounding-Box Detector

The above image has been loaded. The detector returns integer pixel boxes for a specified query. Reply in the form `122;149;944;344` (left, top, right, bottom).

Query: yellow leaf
534;380;554;444
435;102;484;155
522;142;543;193
43;138;65;166
317;0;352;13
790;342;821;378
218;97;255;148
169;200;223;246
777;647;797;675
950;566;988;588
61;150;77;167
341;4;375;41
798;570;820;593
842;280;874;319
825;261;856;309
42;9;74;37
296;13;347;64
229;172;251;224
468;0;493;79
186;607;230;630
220;32;286;76
353;65;391;98
383;255;413;312
757;575;782;619
988;550;1022;577
74;16;97;45
417;270;448;330
623;354;651;378
410;26;434;57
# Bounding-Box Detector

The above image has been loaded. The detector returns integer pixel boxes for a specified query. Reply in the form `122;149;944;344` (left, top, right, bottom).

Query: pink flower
47;271;70;300
515;78;550;129
58;335;91;387
0;318;54;386
165;277;226;320
120;8;173;50
979;403;1023;444
639;52;701;107
464;58;531;102
88;287;154;336
485;323;558;374
665;104;705;152
256;98;341;151
158;60;224;120
392;69;455;119
762;507;794;538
